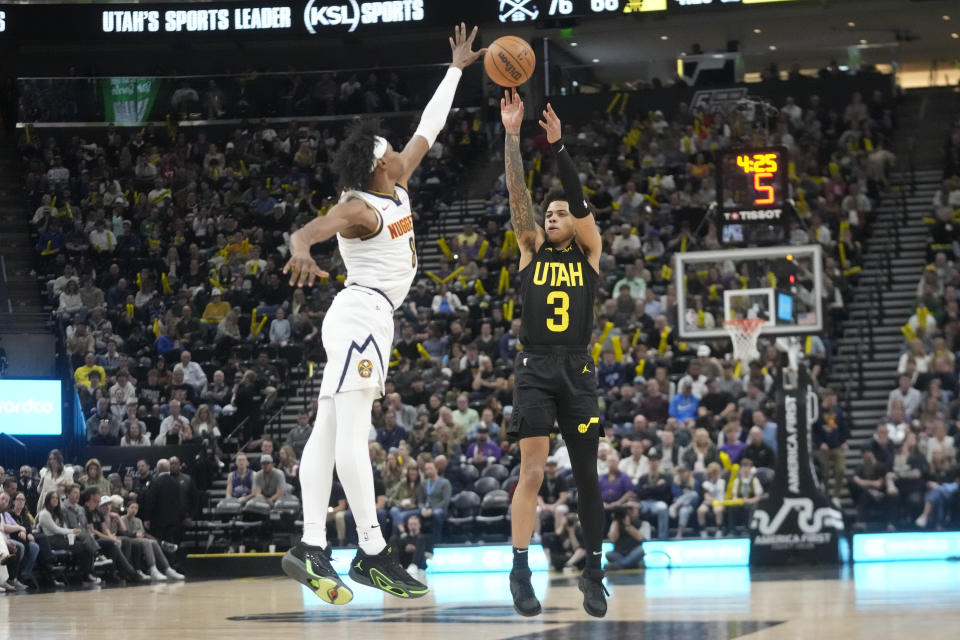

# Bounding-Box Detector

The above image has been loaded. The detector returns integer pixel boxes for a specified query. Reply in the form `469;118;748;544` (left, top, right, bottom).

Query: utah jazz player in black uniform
500;89;608;618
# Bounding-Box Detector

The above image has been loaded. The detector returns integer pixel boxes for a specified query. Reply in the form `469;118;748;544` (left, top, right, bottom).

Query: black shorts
509;346;601;441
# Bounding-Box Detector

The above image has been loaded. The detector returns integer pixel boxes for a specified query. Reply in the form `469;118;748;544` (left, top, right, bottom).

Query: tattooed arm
501;89;545;271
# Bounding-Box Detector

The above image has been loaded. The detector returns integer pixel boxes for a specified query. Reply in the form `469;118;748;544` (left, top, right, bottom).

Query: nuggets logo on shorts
578;416;599;434
357;359;373;379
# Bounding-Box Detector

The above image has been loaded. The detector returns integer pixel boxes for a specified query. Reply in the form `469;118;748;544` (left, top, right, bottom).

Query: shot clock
718;148;788;213
716;147;791;245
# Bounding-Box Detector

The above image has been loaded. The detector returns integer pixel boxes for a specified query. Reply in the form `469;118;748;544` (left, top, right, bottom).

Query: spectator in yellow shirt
456;222;480;257
74;352;106;389
202;289;231;324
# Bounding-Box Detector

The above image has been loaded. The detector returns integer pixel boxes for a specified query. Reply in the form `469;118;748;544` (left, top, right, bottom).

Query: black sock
585;549;602;570
512;547;529;571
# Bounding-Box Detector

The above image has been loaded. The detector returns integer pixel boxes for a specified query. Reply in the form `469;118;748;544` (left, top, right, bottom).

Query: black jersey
519;242;598;348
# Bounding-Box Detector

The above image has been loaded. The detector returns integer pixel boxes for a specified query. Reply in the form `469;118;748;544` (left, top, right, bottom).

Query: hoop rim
723;317;768;331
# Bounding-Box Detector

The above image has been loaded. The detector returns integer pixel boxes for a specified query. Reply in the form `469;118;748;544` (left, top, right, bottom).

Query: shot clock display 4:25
719;148;787;210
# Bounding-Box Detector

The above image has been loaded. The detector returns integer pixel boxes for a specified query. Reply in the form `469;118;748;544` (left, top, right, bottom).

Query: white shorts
318;286;394;398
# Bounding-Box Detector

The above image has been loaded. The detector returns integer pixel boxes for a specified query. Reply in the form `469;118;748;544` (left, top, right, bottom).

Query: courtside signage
0;379;62;436
853;532;960;563
642;538;751;568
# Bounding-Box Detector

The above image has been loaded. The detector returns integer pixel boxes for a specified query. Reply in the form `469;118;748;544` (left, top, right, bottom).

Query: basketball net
724;318;766;368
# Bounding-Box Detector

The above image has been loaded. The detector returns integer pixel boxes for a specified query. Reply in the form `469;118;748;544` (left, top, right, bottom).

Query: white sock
300;396;337;548
334;387;386;555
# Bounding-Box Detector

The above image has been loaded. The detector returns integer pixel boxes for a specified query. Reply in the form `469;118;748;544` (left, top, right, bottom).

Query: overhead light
847;21;855;27
753;28;762;34
943;15;951;21
592;58;600;63
952;32;959;39
859;39;868;44
768;45;777;51
660;35;669;40
680;51;687;56
570;42;579;46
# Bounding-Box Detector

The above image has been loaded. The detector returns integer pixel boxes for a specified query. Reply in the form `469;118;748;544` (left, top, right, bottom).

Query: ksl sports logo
303;0;424;34
0;397;56;415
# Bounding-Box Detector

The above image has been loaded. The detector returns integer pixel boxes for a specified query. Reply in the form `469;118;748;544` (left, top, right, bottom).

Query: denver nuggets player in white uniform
280;24;485;605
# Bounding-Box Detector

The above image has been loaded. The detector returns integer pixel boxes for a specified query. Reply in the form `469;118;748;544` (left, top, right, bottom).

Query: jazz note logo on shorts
357;359;373;379
578;417;599;434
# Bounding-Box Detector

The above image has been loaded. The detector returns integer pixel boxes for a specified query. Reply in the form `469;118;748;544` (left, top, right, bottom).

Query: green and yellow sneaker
282;543;354;605
347;545;429;599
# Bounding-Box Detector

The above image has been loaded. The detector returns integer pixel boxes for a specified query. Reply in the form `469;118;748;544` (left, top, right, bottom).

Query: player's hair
542;188;569;211
333;118;383;192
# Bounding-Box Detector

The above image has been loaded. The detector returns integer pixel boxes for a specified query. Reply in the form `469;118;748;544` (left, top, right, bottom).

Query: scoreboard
502;0;806;22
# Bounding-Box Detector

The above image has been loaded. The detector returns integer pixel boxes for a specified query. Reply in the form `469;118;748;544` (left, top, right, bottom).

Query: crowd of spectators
14;77;953;587
0;454;187;591
846;117;960;532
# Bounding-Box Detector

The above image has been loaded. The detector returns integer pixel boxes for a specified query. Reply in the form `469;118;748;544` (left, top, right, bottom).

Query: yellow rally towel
126;303;134;318
498;267;510;295
739;275;748;289
475;280;486;295
250;309;259;335
153;318;162;338
805;336;813;355
661;264;673;280
612;337;624;362
416;343;431;361
709;284;719;301
631;328;642;347
161;273;172;294
591;342;603;365
437;237;452;260
477;240;489;260
917;306;929;330
901;324;917;341
635;360;646;378
657;326;671;356
503;299;515;321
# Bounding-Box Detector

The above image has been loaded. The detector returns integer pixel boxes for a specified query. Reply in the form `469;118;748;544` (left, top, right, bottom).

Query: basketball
484;36;536;87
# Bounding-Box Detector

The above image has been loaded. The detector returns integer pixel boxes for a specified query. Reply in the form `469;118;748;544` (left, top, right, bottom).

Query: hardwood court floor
3;561;960;639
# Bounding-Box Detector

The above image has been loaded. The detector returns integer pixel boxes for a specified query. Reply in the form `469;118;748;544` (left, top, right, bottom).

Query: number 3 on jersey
546;291;569;332
409;237;417;268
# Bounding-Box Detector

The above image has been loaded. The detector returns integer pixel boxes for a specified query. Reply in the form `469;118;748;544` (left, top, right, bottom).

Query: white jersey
337;185;417;309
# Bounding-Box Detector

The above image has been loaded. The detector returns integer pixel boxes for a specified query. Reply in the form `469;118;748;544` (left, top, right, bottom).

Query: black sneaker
282;542;354;605
578;568;609;618
348;545;429;599
509;568;542;617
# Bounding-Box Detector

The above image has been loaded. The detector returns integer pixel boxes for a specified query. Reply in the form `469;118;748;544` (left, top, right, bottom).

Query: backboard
674;244;823;340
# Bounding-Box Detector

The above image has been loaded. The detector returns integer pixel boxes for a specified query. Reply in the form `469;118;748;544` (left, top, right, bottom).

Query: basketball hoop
724;318;766;366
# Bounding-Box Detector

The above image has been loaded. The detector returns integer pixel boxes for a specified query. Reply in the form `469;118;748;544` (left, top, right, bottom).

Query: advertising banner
100;77;160;124
750;363;844;564
0;379;62;436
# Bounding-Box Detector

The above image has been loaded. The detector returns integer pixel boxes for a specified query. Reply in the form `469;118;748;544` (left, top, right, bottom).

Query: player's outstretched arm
282;199;377;288
398;23;485;187
502;88;544;270
538;103;602;273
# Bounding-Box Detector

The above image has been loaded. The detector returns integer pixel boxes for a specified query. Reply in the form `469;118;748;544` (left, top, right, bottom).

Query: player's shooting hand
282;252;328;288
449;23;486;70
500;88;524;134
538;103;562;144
